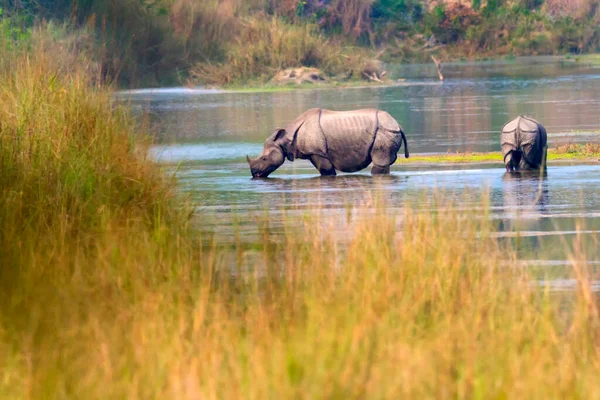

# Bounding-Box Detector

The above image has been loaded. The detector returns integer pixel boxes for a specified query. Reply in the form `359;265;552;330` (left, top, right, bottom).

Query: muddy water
118;56;600;280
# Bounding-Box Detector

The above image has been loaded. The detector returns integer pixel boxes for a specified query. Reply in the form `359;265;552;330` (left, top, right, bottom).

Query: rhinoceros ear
266;128;287;144
273;128;286;141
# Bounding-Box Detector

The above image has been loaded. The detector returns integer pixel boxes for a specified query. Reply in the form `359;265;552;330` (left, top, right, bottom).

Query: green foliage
372;0;423;23
296;0;308;17
519;0;544;10
423;4;480;44
0;17;31;45
0;4;33;45
482;0;503;17
432;4;445;21
552;17;584;53
423;5;445;36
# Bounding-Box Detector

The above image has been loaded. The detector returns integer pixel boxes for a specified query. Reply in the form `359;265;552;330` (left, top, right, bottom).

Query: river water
117;56;600;279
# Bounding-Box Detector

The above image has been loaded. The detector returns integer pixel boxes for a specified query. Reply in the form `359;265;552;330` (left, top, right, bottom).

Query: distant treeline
1;0;599;87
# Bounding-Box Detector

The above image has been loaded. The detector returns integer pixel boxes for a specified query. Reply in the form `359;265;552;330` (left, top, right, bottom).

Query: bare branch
431;55;444;81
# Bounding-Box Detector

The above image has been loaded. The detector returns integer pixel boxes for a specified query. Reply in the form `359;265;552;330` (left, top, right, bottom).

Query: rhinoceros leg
371;165;390;174
542;146;548;169
519;152;531;171
504;150;522;172
504;153;512;171
310;155;336;176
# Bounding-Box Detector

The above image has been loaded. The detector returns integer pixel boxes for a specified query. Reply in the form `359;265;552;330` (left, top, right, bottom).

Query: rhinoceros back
319;109;378;172
501;116;541;158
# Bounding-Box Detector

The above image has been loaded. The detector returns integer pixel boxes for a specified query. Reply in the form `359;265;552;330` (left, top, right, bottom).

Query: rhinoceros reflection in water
501;115;548;172
501;171;549;215
499;171;550;256
247;108;409;178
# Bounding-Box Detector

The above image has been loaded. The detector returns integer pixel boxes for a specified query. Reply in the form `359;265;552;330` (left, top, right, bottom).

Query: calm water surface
118;57;600;280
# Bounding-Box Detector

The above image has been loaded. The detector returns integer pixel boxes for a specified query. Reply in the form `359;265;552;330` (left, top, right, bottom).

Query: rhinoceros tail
401;130;409;158
376;110;409;159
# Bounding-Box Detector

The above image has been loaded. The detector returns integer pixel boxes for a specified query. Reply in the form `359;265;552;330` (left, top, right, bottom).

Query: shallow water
119;56;600;273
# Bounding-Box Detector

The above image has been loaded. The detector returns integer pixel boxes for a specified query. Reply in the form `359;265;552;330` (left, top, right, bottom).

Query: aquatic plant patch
396;145;600;164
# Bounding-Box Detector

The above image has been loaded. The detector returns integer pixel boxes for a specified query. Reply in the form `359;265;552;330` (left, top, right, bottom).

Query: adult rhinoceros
246;108;409;177
501;115;548;172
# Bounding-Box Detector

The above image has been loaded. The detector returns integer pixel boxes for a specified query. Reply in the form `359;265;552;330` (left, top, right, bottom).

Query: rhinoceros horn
246;155;252;164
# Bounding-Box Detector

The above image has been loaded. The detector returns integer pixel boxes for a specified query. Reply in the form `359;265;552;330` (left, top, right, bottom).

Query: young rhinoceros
247;108;409;177
501;115;548;172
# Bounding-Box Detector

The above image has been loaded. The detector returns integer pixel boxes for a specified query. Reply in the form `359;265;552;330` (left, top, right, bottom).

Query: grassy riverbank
223;78;416;92
3;1;600;88
575;54;600;67
3;24;600;400
397;143;600;164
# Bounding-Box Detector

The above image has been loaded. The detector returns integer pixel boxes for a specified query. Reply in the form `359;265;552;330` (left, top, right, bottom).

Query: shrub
482;0;504;17
427;3;481;44
519;0;545;10
372;0;421;20
513;31;554;54
551;17;584;53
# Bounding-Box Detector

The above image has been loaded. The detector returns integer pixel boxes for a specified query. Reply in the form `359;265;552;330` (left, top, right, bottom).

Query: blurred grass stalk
1;22;600;400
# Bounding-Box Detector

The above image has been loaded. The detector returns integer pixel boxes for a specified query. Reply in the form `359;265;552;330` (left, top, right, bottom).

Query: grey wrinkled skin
501;115;548;172
247;108;409;178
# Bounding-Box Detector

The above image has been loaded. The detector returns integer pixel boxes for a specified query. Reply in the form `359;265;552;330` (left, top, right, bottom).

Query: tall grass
169;0;240;60
2;178;600;397
327;0;375;40
189;17;371;86
0;23;192;374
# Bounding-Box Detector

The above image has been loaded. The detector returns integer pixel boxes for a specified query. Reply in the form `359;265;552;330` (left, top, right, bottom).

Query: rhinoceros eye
262;156;267;161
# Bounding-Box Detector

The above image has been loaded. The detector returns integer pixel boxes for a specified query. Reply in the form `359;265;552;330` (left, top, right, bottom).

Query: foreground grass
3;31;600;399
4;191;600;398
397;143;600;164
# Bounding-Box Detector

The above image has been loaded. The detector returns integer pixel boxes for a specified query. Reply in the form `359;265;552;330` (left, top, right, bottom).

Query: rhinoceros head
247;128;288;178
